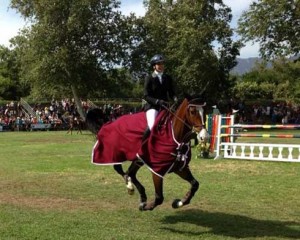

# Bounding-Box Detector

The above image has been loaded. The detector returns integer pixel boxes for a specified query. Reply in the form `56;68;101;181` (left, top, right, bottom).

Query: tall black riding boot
137;127;151;161
141;127;151;144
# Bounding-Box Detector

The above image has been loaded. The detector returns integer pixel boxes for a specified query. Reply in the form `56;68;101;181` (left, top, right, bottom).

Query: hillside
231;57;261;75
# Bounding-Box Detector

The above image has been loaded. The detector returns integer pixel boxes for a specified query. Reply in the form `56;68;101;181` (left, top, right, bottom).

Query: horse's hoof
139;202;146;211
127;188;134;195
172;199;183;209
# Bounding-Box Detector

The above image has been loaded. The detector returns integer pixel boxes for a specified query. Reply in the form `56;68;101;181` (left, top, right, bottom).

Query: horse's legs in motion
113;165;134;195
126;160;148;206
172;167;199;208
140;173;164;211
113;161;148;203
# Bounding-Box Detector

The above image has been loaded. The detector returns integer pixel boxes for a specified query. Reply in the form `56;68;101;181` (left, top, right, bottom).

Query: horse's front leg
172;166;199;209
140;173;164;211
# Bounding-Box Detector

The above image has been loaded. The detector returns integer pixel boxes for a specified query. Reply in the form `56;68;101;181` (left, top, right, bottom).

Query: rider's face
154;62;164;73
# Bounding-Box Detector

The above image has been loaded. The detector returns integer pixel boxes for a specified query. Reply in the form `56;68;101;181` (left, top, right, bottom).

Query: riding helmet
150;54;164;66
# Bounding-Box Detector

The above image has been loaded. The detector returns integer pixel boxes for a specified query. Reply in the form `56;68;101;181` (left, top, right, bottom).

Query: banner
31;123;52;130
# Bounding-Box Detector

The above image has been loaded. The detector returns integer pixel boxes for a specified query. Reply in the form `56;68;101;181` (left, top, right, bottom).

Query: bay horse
86;97;207;211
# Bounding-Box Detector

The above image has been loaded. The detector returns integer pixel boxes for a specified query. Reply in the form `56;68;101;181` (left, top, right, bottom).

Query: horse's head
186;99;205;133
85;108;106;135
172;97;205;142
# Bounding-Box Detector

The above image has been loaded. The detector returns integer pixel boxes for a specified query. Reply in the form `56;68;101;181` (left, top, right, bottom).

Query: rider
142;54;177;142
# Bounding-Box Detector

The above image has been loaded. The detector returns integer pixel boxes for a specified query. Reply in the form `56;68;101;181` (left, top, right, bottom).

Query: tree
238;0;300;59
0;45;30;100
130;0;242;102
10;0;134;118
234;59;300;102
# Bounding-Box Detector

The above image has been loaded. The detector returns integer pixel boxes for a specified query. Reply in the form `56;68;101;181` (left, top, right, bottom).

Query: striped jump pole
221;124;300;129
215;114;235;159
220;133;300;138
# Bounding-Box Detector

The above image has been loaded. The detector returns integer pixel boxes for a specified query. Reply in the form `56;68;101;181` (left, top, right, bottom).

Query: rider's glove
158;100;168;108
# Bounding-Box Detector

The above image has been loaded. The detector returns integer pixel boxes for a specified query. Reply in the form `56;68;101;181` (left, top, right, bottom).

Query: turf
0;131;299;240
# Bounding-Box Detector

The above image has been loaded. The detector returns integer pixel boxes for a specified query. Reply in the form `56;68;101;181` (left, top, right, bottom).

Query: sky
0;0;259;58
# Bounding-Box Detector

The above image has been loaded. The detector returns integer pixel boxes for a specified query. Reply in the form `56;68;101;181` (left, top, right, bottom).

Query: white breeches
146;109;158;130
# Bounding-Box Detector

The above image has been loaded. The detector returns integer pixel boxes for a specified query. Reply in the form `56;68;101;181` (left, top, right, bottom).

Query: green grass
0;131;299;240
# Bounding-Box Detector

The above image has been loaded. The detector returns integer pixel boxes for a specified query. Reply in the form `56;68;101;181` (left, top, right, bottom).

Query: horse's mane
172;99;189;140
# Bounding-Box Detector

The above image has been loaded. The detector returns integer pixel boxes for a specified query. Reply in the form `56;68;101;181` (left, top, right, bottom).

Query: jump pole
220;133;300;138
215;116;300;162
214;114;234;159
221;124;300;129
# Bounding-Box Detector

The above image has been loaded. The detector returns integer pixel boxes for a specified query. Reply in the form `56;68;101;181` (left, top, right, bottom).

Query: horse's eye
190;110;197;115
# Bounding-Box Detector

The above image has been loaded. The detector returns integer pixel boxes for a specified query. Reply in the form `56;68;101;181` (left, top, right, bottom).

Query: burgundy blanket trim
91;140;123;166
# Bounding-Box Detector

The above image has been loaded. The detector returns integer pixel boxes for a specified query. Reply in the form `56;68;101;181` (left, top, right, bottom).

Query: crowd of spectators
0;98;136;132
230;100;300;124
2;98;300;132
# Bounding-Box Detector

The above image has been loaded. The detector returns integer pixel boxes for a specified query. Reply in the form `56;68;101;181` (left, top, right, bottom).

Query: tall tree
10;0;133;118
238;0;300;59
0;45;30;100
131;0;242;102
234;59;300;101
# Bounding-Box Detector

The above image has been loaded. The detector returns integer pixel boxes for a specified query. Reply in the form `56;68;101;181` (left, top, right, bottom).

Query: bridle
163;100;205;128
162;100;205;143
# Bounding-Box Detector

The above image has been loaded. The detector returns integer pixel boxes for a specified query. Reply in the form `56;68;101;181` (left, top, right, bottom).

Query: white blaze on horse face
198;107;204;124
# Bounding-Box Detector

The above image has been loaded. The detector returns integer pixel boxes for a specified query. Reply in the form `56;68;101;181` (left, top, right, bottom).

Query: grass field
0;131;299;240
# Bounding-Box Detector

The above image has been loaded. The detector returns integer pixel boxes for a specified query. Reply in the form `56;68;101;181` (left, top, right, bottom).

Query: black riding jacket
143;72;176;111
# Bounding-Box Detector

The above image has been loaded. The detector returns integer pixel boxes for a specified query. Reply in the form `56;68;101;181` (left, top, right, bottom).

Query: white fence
214;115;300;163
222;142;300;162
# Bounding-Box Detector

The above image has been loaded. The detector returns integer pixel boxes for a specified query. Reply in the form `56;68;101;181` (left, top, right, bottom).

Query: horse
66;115;84;135
86;96;207;211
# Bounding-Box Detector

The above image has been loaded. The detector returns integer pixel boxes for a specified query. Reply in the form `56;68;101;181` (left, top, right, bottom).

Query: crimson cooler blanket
92;111;191;177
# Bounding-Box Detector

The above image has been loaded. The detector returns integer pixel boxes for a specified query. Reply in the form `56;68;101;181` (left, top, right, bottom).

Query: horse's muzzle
192;125;202;133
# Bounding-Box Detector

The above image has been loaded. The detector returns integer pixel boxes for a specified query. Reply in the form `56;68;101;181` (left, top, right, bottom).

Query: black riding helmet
150;54;164;66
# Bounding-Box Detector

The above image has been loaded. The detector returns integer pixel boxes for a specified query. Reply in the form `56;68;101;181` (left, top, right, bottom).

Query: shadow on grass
160;209;300;239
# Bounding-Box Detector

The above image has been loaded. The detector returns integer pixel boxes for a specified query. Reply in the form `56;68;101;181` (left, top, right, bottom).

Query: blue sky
0;0;259;58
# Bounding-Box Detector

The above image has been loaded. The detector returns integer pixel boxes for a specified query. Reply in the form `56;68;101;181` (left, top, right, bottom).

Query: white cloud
239;42;260;58
0;20;24;47
0;1;25;47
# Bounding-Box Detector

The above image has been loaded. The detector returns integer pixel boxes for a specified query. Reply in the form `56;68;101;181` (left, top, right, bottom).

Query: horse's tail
85;108;105;135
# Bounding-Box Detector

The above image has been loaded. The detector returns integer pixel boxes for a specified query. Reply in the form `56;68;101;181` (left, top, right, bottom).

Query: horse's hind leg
126;160;147;205
113;165;134;195
172;167;199;209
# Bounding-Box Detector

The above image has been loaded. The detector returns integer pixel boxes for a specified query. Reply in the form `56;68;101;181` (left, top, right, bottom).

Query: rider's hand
158;100;168;108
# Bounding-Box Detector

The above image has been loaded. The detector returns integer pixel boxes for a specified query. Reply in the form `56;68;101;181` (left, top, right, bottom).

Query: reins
161;102;203;144
161;104;192;131
162;100;205;134
159;99;204;172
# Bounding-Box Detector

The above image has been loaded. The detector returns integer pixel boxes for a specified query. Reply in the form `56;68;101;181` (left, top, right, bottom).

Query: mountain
231;55;299;75
231;57;261;75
